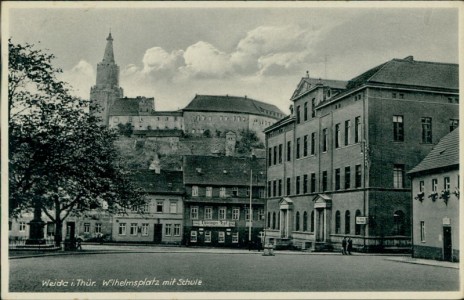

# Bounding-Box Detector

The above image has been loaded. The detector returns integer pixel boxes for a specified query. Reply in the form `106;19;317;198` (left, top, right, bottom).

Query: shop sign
356;217;368;225
192;220;236;227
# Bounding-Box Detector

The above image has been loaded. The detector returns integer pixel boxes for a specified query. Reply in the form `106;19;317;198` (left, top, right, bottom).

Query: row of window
295;98;316;124
113;116;180;123
128;200;178;214
393;116;458;143
118;223;181;236
191;186;265;198
418;175;459;193
83;223;102;234
190;206;265;221
268;165;364;197
190;230;239;243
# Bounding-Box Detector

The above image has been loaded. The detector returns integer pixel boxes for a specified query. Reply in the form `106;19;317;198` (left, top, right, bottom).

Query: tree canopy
8;39;145;245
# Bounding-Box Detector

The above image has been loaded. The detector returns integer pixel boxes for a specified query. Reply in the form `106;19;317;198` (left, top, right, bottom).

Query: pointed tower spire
102;31;115;63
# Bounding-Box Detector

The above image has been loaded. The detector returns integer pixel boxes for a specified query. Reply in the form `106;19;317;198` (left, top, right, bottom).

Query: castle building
264;57;459;252
90;33;124;125
182;156;266;247
408;129;459;261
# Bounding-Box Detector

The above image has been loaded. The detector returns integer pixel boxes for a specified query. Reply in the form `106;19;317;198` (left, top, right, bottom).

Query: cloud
141;47;184;74
60;60;95;99
179;41;232;78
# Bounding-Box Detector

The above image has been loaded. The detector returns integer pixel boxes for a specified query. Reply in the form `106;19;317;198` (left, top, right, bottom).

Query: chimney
306;70;310;78
404;55;414;61
289;104;294;114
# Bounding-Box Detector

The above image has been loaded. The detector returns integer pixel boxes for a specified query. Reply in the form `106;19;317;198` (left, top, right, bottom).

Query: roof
109;97;155;116
290;77;347;101
347;56;459;91
131;170;184;194
183;94;285;119
183;155;266;186
264;115;293;133
408;129;459;175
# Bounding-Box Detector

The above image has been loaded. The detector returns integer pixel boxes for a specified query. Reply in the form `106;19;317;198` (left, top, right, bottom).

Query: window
420;221;426;242
393;115;404;141
119;223;126;235
286;178;291;196
296;138;301;159
232;187;239;197
232;208;240;220
268;181;272;197
191;206;199;219
205;207;213;219
204;230;211;243
192;186;199;197
392;92;397;98
432;178;438;192
278;179;282;196
296;105;301;124
268;148;272;165
165;224;172;236
303;175;308;194
345;211;351;234
267;212;271;228
310;211;314;232
296;176;301;194
206;186;212;197
169;201;177;214
95;223;102;234
273;180;277;197
355;116;361;143
273;146;277;165
444;177;450;190
450;119;459;132
344;120;351;146
393;165;405;188
335;211;341;234
278;144;283;163
84;223;90;233
421;117;432;144
130;223;138;235
19;221;26;232
245;208;251;221
295;211;300;231
139;204;149;213
310;173;316;193
311;98;316;118
322;171;328;192
419;180;424;192
304;102;308;121
345;166;351;189
219;207;226;220
335;168;341;190
393;210;405;235
303;135;308;157
218;232;225;243
141;223;149;236
220;187;226;198
258;209;265;221
335;123;341;148
355;165;362;188
287;141;291;161
311;132;316;155
355;210;362;235
190;231;197;242
303;211;308;231
272;212;276;229
232;232;239;243
322;129;328;152
246;187;250;196
156;201;164;213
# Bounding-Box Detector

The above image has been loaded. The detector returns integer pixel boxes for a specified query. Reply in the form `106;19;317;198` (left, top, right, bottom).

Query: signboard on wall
356;217;368;225
192;220;236;227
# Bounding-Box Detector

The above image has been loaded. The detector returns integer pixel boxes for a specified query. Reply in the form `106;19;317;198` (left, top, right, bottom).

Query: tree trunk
54;220;63;247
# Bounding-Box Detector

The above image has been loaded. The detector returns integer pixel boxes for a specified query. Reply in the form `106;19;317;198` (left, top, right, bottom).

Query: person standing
347;238;353;255
341;237;347;255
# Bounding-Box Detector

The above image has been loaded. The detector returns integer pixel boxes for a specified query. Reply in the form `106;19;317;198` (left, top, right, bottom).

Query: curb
383;257;459;269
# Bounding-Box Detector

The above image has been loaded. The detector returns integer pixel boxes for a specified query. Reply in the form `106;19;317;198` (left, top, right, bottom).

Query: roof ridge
391;58;458;66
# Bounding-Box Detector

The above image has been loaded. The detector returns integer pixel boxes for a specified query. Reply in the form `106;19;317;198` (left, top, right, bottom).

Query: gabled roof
183;155;266;186
346;56;459;91
183;94;285;120
109;97;155;116
290;77;347;100
131;170;184;194
408;129;459;175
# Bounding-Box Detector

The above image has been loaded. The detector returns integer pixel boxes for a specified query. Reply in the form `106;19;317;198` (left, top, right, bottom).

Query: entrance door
66;222;75;240
443;226;452;261
153;224;163;243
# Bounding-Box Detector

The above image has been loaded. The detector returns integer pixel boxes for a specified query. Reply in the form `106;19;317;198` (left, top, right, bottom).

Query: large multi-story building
112;170;185;244
264;56;459;252
182;155;266;247
408;129;459;262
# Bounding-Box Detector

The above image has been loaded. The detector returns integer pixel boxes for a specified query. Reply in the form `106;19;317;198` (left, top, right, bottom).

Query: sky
5;3;460;113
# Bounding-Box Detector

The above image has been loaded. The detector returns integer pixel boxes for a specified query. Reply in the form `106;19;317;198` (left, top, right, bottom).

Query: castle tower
90;32;124;125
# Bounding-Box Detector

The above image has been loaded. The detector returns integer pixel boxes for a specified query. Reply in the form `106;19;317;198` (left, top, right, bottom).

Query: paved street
9;246;459;292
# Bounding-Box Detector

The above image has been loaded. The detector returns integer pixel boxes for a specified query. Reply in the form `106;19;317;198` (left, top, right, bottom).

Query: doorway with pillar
312;194;332;251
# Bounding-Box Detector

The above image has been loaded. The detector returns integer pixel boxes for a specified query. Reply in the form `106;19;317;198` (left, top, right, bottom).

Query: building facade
265;57;459;252
182;156;266;247
408;129;459;262
111;170;185;244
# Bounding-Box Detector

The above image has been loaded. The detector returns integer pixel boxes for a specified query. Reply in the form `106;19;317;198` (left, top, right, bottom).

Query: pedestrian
341;237;347;255
347;238;353;255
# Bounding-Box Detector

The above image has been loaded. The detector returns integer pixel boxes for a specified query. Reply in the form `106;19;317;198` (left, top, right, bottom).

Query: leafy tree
9;39;145;246
236;129;264;155
117;122;134;137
